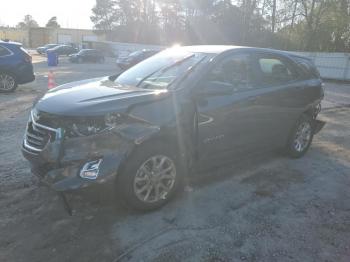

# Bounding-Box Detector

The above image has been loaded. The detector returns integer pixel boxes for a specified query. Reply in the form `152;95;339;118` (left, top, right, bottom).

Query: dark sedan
36;44;59;55
22;46;324;211
47;45;78;56
116;49;159;70
69;49;105;63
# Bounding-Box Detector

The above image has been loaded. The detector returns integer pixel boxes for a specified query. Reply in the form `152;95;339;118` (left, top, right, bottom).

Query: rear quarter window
294;58;320;79
20;47;29;55
0;45;12;57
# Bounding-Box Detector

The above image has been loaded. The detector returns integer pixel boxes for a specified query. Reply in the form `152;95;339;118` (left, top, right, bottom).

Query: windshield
51;45;62;50
115;48;207;89
128;50;143;57
78;49;91;54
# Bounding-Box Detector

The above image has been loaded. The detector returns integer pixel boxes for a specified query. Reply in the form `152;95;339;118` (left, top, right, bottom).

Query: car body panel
36;77;169;116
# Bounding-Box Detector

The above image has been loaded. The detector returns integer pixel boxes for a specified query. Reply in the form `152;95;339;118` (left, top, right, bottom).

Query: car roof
0;40;22;47
179;45;295;57
180;45;245;54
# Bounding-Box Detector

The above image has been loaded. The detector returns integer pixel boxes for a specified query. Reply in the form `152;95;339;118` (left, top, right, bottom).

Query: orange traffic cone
48;70;56;89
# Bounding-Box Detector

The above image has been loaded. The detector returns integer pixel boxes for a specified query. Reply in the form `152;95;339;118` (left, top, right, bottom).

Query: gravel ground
0;54;350;262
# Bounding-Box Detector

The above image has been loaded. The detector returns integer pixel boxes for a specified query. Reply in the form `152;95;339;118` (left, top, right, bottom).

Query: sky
0;0;96;29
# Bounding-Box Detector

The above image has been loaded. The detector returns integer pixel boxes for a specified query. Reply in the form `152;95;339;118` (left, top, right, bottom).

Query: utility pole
272;0;276;33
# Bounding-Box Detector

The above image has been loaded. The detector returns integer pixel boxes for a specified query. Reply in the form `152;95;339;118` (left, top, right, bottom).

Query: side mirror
108;72;123;81
195;81;233;96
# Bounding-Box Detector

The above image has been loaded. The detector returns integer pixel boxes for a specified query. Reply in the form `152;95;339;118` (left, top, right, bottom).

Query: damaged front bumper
22;127;131;192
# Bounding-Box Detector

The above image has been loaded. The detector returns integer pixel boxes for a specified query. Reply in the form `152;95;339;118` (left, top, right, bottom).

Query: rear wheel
286;114;314;158
117;142;183;211
0;72;17;92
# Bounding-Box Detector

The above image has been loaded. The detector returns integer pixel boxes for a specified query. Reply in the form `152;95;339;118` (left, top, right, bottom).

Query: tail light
20;47;32;63
24;54;32;63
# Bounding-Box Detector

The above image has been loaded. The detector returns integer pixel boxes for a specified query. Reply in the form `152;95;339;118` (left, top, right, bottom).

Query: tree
46;16;60;28
90;0;120;32
90;0;350;51
16;15;39;29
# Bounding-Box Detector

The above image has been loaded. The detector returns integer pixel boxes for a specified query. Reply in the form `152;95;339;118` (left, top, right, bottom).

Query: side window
295;59;320;79
257;56;297;85
0;45;11;57
207;54;255;91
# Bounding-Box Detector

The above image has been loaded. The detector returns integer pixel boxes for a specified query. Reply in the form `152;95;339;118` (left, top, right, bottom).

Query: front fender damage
38;122;162;192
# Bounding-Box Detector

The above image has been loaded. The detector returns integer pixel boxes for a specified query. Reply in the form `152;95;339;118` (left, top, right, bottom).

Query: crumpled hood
35;77;168;116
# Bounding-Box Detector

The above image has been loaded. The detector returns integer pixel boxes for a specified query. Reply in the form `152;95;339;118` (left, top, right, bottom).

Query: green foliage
90;0;350;51
46;16;60;28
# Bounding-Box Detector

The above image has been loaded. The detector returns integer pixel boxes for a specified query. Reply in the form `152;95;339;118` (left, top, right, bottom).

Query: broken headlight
104;113;123;128
71;113;123;137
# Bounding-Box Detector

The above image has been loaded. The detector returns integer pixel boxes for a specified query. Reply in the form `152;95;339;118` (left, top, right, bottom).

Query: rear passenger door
250;52;306;146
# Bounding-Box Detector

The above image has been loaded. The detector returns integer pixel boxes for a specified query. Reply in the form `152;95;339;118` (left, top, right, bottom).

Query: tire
77;57;82;64
286;114;314;158
117;141;184;211
0;72;17;93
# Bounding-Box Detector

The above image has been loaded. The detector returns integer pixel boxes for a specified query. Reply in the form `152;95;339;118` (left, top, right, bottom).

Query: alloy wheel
293;121;312;152
133;155;176;203
0;73;15;91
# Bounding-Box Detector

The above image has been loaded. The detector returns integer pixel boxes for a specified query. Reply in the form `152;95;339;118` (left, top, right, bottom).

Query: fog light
80;159;103;180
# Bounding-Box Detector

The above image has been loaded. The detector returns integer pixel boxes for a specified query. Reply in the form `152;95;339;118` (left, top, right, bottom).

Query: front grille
23;110;58;154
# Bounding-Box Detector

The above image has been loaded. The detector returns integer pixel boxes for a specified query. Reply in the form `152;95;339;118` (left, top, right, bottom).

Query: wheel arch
115;125;195;181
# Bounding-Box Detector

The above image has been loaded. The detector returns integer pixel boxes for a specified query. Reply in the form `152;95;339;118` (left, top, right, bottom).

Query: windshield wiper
136;54;195;88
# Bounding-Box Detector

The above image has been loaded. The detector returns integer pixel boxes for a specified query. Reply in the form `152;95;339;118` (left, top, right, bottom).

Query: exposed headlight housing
70;113;123;137
104;113;122;128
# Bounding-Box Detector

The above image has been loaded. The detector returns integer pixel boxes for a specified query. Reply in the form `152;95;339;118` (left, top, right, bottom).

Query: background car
116;49;159;70
36;43;59;55
69;49;105;63
0;41;34;92
47;45;78;56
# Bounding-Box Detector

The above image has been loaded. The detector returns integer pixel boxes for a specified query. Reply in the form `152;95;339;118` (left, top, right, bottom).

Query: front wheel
117;143;183;211
286;114;314;158
0;72;17;92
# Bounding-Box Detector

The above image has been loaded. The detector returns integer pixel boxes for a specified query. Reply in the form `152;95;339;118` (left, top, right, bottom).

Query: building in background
0;27;106;48
0;28;28;45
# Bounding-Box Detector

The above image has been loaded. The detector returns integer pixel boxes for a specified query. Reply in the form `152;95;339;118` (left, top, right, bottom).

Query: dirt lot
0;54;350;262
